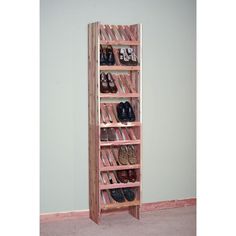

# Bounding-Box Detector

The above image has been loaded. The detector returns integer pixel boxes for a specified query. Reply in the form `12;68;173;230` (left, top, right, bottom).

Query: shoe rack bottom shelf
101;200;140;211
101;189;140;210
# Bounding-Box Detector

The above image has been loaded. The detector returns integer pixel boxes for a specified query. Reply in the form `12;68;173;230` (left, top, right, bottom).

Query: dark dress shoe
107;73;117;93
106;45;115;65
101;128;108;141
117;170;128;183
100;45;107;65
100;72;109;93
110;188;125;203
124;101;135;122
107;128;116;141
128;169;137;182
123;188;135;201
117;102;128;122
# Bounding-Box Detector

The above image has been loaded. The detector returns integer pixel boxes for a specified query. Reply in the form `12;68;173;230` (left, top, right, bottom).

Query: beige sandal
118;146;129;165
127;145;137;164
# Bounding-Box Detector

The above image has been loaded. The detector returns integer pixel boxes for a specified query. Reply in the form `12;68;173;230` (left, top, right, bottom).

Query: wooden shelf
101;200;140;211
100;140;141;147
100;121;141;128
100;40;140;46
100;182;140;190
100;65;140;71
100;93;139;98
100;164;141;172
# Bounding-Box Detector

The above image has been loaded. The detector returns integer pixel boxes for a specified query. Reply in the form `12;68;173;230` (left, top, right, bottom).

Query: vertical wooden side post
88;22;100;224
129;23;142;220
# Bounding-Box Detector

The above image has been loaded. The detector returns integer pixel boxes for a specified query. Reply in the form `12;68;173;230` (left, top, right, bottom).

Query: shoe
124;101;135;122
123;188;135;201
117;102;128;122
119;48;130;65
101;128;108;141
118;146;129;165
127;145;137;164
106;45;115;65
100;45;107;65
107;73;117;93
100;72;109;93
117;170;128;183
107;128;116;141
110;188;125;203
128;169;137;182
126;48;138;66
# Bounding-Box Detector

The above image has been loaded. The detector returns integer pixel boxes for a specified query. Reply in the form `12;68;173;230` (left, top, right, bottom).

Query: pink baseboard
40;198;196;223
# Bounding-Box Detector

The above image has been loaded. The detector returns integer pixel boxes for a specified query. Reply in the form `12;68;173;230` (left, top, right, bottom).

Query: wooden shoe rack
88;22;142;224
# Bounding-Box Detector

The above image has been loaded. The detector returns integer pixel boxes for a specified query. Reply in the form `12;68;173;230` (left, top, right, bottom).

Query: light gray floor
41;206;196;236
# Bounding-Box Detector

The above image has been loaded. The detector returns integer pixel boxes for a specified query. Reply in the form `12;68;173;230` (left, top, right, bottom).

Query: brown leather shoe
107;128;116;141
116;170;128;183
128;169;137;182
101;128;108;141
100;72;109;93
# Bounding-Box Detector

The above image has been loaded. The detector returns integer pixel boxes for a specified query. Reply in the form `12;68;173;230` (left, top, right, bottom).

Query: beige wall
40;0;196;213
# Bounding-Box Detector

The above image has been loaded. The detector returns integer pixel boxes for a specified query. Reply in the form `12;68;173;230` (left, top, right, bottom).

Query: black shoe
110;188;125;203
100;45;107;65
107;73;117;93
106;45;115;65
100;72;109;93
124;101;135;122
123;188;135;201
117;102;128;122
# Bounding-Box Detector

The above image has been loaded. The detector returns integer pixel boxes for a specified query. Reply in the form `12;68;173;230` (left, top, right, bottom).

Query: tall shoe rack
88;22;142;224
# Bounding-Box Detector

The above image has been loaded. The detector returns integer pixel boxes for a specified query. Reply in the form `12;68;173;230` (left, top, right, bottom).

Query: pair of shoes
119;47;138;66
101;128;116;141
100;45;115;65
100;72;117;93
117;102;135;122
118;145;137;165
110;188;135;202
117;169;137;183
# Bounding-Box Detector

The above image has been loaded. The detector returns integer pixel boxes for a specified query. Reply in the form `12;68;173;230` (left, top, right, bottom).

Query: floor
40;206;196;236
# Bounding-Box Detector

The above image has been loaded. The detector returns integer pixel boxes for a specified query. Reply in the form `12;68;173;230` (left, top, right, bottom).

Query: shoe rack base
88;22;142;224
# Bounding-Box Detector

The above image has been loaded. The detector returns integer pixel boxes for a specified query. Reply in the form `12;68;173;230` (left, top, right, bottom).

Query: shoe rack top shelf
100;24;139;46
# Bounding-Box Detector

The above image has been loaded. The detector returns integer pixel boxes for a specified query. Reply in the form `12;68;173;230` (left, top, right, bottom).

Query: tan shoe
118;146;129;165
127;145;137;164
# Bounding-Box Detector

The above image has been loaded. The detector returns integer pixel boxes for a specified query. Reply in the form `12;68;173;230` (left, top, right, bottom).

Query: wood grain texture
88;22;100;224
